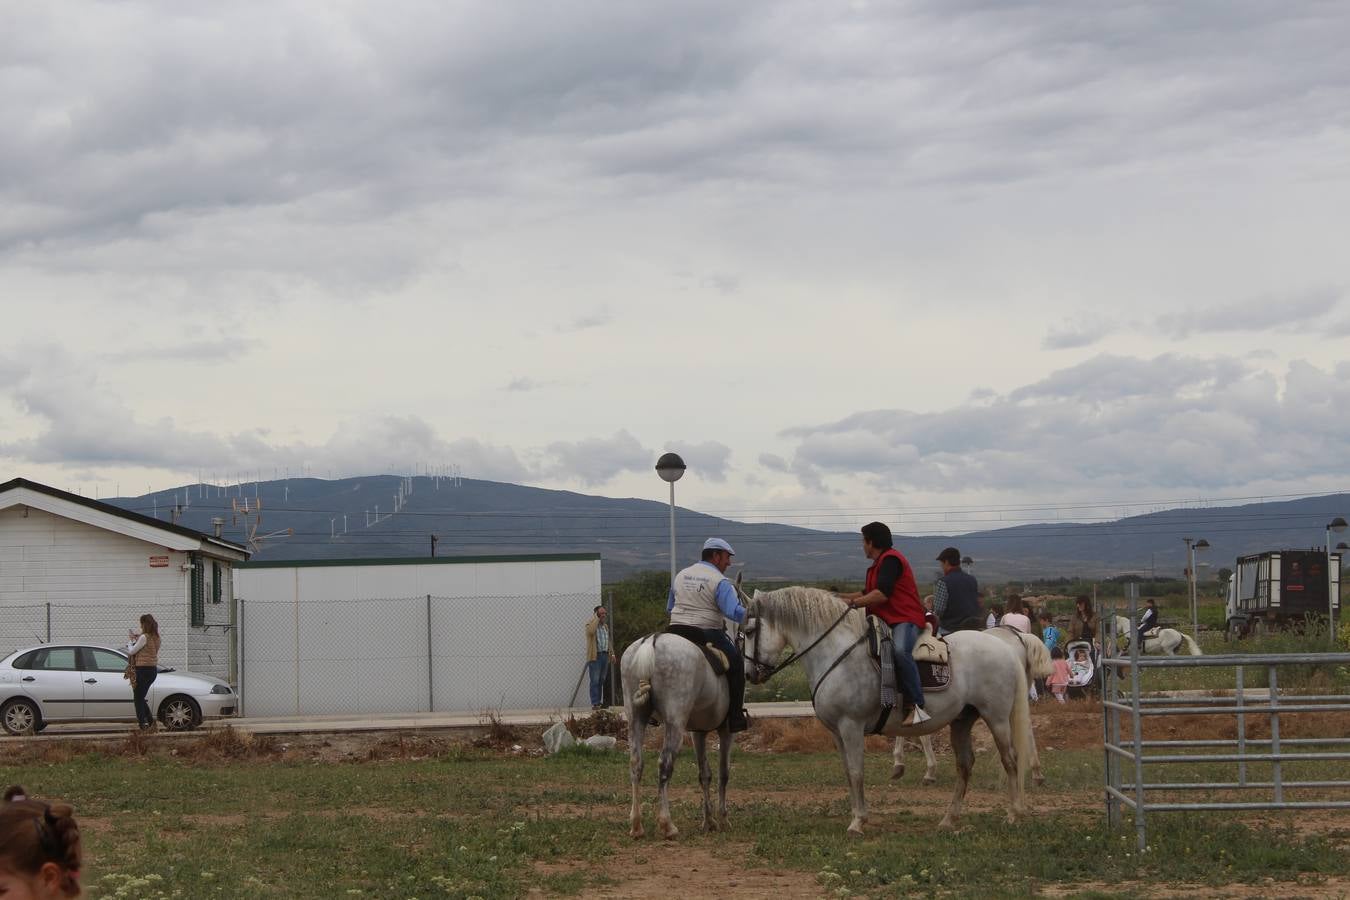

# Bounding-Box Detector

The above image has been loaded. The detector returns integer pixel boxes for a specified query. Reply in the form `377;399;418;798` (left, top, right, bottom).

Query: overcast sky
3;1;1349;534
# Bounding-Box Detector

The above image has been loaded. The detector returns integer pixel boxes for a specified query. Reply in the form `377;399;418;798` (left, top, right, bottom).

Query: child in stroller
1065;640;1097;698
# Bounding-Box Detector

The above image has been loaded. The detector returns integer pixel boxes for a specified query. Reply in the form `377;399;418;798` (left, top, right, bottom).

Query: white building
0;478;251;682
234;554;602;717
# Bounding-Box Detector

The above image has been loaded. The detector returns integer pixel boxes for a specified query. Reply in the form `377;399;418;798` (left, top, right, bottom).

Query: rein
741;602;866;696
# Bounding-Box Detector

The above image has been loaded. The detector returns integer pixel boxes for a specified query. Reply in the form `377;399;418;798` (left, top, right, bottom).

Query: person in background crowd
1048;648;1071;703
585;606;615;710
124;614;161;732
932;547;983;635
836;522;929;725
986;602;1003;630
668;538;750;732
1071;595;1099;645
1039;611;1061;650
999;595;1032;633
0;786;83;899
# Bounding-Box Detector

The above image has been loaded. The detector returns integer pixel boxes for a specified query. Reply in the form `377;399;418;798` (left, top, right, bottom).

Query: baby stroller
1064;640;1099;699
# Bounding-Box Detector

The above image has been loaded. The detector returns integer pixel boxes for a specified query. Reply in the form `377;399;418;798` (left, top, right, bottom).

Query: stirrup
904;706;930;726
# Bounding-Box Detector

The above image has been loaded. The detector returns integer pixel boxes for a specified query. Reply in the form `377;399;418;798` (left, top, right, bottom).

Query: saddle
864;618;952;734
662;624;729;676
913;623;952;692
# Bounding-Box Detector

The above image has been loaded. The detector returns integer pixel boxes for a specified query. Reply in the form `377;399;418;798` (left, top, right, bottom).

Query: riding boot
727;657;749;732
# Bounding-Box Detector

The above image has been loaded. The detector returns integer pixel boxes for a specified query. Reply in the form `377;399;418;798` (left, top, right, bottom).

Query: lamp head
655;452;687;483
1329;517;1348;534
1195;539;1210;550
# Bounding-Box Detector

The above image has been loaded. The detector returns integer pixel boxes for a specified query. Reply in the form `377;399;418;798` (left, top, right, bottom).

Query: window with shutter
212;561;222;604
191;556;205;626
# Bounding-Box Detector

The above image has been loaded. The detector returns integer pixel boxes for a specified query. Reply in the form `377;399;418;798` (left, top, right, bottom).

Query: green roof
237;552;601;570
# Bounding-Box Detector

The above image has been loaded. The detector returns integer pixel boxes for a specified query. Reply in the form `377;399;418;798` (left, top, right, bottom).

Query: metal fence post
45;602;50;643
607;590;616;707
1128;584;1146;852
1269;665;1282;804
1103;588;1120;827
1235;665;1246;787
238;597;246;718
426;594;434;713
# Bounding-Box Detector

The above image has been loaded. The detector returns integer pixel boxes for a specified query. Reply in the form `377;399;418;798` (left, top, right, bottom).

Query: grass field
5;727;1350;899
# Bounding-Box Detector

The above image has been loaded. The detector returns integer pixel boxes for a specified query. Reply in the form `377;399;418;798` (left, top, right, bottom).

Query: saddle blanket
918;660;952;691
662;625;729;675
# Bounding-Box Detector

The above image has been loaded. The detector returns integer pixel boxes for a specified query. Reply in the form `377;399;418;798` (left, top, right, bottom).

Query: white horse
621;631;733;839
1114;616;1202;655
743;587;1032;834
894;626;1054;787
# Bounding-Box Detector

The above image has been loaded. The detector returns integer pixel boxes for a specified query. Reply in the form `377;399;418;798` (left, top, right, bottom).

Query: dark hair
1051;646;1065;660
0;796;82;897
1038;611;1052;621
140;614;159;637
990;603;1004;617
1006;595;1024;614
936;547;961;565
700;549;717;562
593;606;603;615
860;522;892;550
1075;595;1093;613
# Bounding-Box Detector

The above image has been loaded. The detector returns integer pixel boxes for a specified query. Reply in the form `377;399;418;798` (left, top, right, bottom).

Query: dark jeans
891;621;924;710
700;627;745;717
133;667;158;727
587;656;610;706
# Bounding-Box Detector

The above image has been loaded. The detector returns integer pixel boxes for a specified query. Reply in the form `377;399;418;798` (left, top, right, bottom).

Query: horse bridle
737;597;859;686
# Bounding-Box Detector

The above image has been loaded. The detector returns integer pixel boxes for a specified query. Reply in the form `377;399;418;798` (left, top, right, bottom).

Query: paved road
8;701;818;743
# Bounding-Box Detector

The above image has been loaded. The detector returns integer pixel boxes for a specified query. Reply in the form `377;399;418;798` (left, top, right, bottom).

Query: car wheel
1;698;42;736
158;696;202;732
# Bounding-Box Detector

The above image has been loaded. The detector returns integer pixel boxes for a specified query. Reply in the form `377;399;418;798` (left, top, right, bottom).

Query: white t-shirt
1000;612;1032;634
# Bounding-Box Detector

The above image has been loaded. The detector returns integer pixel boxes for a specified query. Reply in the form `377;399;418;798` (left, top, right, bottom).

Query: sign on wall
149;555;170;568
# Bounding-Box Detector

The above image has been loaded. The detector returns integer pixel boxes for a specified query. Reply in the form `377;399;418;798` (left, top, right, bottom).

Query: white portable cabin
233;553;602;717
0;478;250;681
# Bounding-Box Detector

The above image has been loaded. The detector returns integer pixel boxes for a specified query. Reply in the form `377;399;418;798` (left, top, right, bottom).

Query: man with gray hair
667;537;750;732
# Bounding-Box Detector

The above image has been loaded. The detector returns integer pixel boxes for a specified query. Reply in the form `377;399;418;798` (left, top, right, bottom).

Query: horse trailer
1225;549;1342;639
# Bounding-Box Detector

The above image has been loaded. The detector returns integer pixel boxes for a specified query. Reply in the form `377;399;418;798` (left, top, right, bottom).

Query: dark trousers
133;667;158;727
587;656;610;707
700;627;745;715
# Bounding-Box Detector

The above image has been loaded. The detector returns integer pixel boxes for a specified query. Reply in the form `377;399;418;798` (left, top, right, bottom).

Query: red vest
866;548;925;627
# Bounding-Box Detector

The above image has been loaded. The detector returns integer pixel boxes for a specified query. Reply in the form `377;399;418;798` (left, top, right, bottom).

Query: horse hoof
847;822;865;837
661;824;679;840
1033;775;1046;787
922;775;937;786
630;825;645;839
938;817;956;831
891;765;905;780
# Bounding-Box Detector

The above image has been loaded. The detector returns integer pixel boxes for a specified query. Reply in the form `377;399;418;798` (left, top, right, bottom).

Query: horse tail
1182;633;1203;656
629;635;658;710
1021;633;1055;678
1010;651;1032;792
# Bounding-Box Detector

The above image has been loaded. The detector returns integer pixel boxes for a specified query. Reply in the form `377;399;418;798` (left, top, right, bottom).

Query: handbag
123;664;137;689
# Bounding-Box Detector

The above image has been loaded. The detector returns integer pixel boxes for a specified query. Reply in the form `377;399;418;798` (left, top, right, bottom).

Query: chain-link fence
1;602;191;669
239;592;597;718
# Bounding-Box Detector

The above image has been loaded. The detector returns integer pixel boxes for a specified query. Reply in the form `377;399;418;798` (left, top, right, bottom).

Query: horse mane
754;586;866;637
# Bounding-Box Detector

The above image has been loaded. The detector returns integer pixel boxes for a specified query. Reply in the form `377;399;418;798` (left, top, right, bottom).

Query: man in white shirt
667;537;750;732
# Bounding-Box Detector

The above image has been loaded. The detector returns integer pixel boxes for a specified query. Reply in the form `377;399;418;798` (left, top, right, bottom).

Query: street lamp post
1183;537;1209;637
655;453;687;592
1326;517;1347;644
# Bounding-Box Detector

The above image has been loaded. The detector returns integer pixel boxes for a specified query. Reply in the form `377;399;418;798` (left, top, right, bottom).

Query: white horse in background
893;626;1054;786
1114;616;1202;656
743;587;1032;834
621;632;733;839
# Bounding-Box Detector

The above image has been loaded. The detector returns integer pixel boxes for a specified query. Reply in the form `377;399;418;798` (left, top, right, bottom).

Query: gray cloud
100;338;258;364
779;353;1350;496
1156;287;1343;338
540;430;651;487
1042;321;1109;350
666;440;733;483
552;308;614;334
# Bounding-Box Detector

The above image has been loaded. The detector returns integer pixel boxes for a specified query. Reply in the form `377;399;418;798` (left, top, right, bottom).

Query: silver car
0;644;238;735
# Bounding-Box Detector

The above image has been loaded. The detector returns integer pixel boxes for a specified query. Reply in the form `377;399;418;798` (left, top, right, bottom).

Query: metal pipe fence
1103;583;1350;851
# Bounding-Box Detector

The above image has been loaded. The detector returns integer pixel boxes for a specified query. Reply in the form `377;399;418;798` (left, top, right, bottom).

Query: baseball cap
703;537;736;555
936;547;961;565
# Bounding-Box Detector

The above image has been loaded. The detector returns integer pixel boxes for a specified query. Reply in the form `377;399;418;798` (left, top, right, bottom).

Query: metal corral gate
1103;584;1350;851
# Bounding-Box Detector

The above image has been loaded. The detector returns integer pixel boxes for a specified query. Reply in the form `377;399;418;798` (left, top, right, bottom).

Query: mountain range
103;476;1350;583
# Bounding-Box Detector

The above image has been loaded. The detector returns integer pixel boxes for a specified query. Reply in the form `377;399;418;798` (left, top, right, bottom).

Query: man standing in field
933;547;983;635
667;537;750;732
585;606;614;709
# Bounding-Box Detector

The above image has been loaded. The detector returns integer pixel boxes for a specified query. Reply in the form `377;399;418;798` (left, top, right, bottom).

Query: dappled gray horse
621;631;733;839
894;626;1054;786
743;587;1032;834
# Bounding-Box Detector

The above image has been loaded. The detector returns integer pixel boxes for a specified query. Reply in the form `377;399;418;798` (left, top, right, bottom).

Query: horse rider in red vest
836;521;930;725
